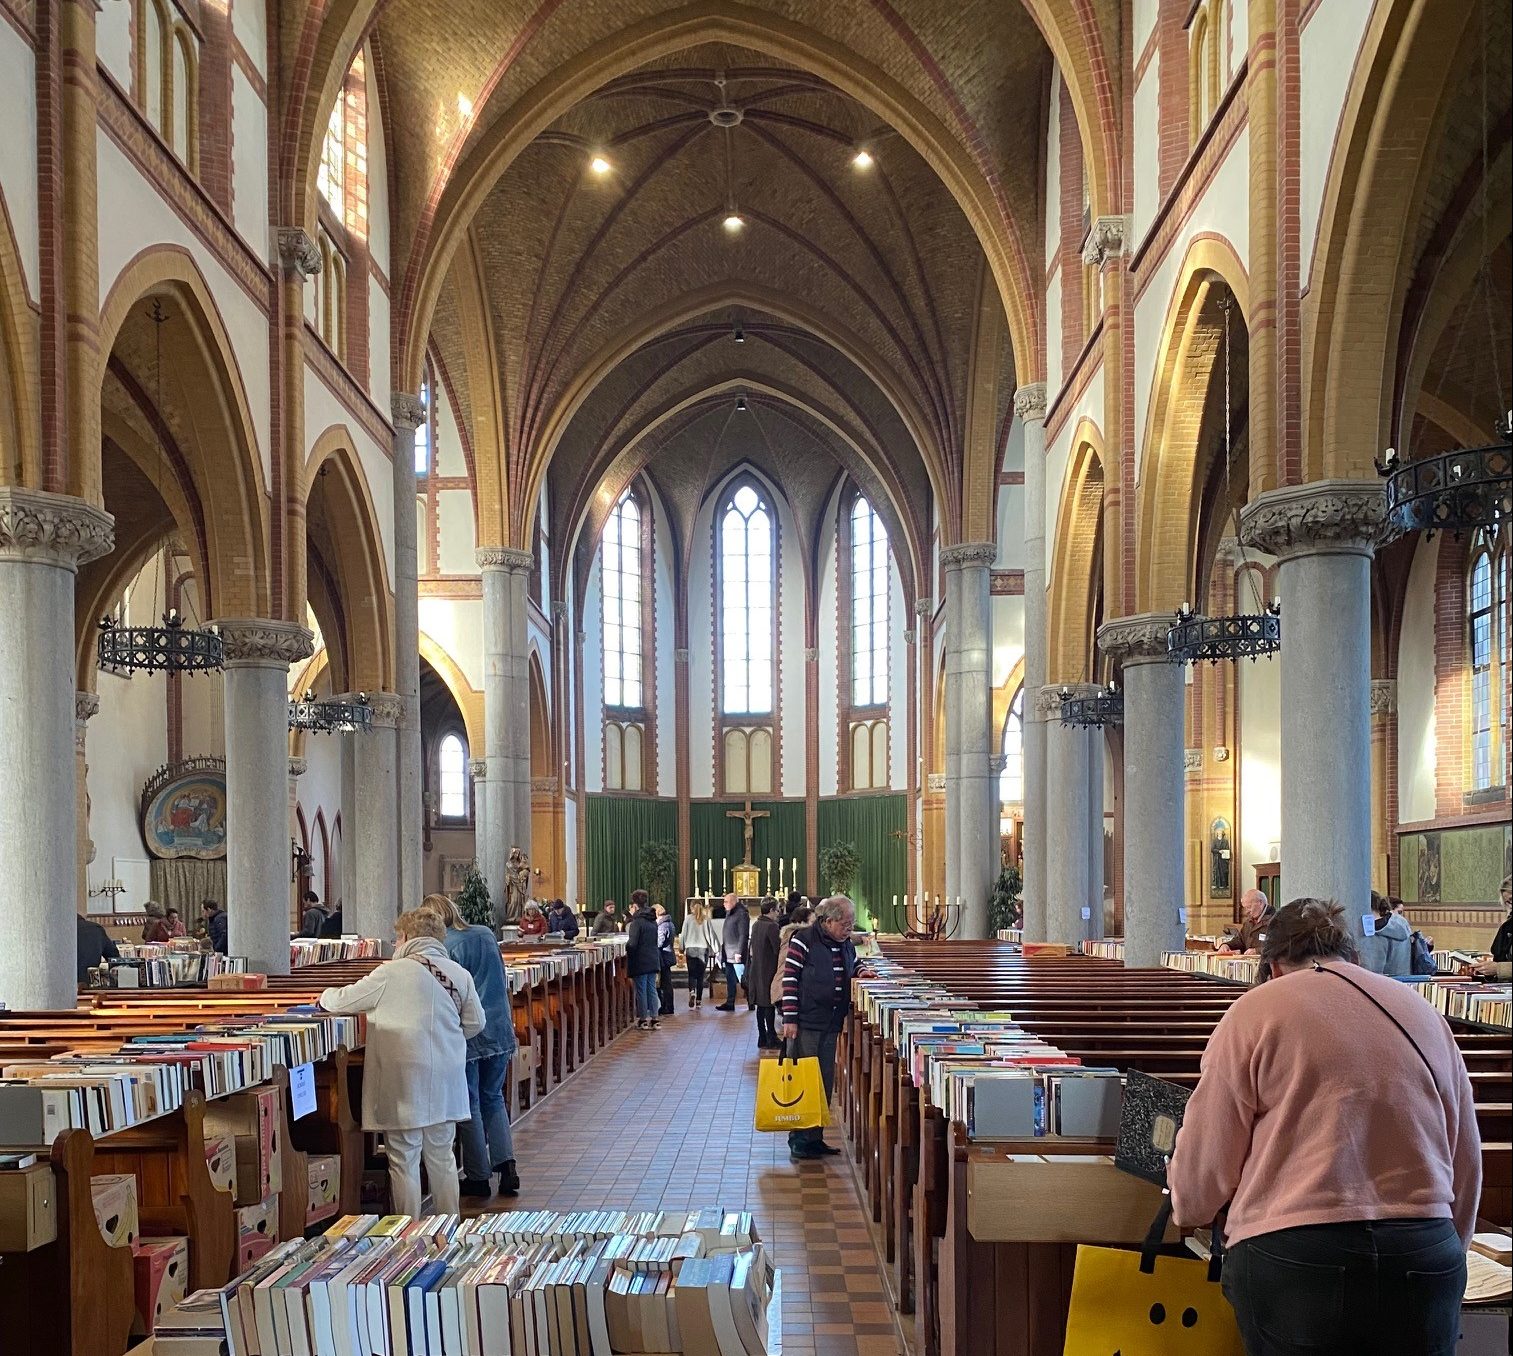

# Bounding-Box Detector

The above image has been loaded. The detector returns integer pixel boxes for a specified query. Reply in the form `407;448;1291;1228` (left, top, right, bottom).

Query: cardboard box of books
203;1132;235;1194
206;1086;281;1205
131;1234;189;1332
233;1227;276;1272
305;1153;340;1225
90;1172;138;1249
235;1194;278;1255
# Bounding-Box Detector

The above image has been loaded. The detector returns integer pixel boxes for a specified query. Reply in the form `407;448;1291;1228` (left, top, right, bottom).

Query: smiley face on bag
1064;1249;1244;1356
768;1064;805;1109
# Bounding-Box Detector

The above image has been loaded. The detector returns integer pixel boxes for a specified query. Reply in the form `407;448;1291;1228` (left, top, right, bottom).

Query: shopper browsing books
747;897;782;1050
716;893;751;1011
679;898;717;1008
654;903;677;1017
318;909;485;1216
626;892;662;1030
1470;876;1512;980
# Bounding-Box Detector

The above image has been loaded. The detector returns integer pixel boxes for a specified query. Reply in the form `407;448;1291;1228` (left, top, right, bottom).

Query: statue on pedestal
502;845;531;923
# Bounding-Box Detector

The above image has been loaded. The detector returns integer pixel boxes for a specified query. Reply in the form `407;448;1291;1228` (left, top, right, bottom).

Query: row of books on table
293;938;386;966
1160;949;1263;983
502;939;628;995
147;1207;775;1356
1404;976;1513;1028
852;965;1124;1140
0;1008;364;1147
99;946;251;988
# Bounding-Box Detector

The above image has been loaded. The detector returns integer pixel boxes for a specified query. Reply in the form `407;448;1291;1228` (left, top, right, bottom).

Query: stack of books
1161;950;1262;983
108;944;251;988
146;1208;777;1356
1080;940;1124;962
0;1056;189;1144
1404;977;1513;1028
292;937;385;967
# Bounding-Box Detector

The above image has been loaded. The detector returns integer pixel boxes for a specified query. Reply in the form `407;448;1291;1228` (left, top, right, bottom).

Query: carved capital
674;648;690;664
1013;382;1048;422
288;757;308;779
366;692;405;727
531;775;559;795
1184;748;1203;774
469;759;488;780
390;392;425;431
1240;479;1388;560
476;546;535;573
926;771;946;793
1037;683;1100;720
804;647;819;663
1098;612;1177;666
903;629;916;645
276;227;322;280
551;599;567;620
215;618;315;666
1370;680;1397;718
1081;215;1129;268
915;596;933;616
989;754;1008;776
75;691;101;724
0;488;115;568
940;541;997;571
1212;536;1244;569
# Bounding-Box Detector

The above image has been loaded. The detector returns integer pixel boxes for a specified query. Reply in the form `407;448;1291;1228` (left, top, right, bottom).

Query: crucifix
726;798;770;866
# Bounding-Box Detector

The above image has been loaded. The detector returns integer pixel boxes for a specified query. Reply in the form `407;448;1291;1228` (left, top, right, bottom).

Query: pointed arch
1047;419;1105;684
418;631;484;754
0;186;38;488
528;649;553;780
1136;235;1250;612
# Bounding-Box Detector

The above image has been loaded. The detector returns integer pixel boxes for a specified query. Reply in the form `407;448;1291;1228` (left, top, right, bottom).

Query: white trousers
385;1122;459;1217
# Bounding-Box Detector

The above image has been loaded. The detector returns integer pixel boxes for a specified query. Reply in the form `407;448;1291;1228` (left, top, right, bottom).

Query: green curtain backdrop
689;799;806;898
584;796;677;916
817;793;908;931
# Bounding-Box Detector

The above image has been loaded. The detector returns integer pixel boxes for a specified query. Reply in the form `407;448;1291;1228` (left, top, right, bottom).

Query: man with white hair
1217;888;1275;955
778;895;866;1159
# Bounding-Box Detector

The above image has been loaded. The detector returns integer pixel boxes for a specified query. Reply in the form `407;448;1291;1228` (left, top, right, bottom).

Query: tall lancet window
718;481;776;795
603;489;650;792
839;491;890;790
1468;532;1509;792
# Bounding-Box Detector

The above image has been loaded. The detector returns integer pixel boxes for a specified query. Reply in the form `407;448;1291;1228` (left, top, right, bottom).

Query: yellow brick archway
0;190;39;489
1046;418;1105;685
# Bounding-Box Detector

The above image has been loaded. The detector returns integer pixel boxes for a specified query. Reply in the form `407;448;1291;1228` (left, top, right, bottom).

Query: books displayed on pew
109;944;250;988
1402;977;1513;1029
1161;950;1262;983
157;1207;778;1356
293;937;385;967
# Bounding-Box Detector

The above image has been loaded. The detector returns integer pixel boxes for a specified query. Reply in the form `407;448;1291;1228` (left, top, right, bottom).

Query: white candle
693;860;700;896
766;858;772;892
791;857;798;888
778;860;786;891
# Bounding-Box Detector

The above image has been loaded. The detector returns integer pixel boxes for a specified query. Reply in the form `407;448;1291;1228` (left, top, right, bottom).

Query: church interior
0;0;1509;1353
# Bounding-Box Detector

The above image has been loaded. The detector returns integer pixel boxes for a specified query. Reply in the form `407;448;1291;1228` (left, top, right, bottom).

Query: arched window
142;0;167;134
414;370;432;476
603;491;644;709
999;688;1025;806
850;496;889;707
719;482;775;716
1190;9;1218;141
1468;535;1509;791
171;25;196;169
437;732;468;819
318;96;345;219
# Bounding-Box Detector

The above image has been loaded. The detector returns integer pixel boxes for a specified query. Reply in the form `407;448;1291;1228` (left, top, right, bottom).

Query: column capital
1184;748;1204;775
0;487;114;567
804;647;819;663
288;757;308;779
390;391;425;431
75;691;101;723
469;759;487;780
1370;679;1397;718
216;618;314;666
674;647;690;663
1037;683;1100;718
276;227;322;280
1240;479;1388;560
1013;382;1048;422
926;771;946;793
903;629;916;645
366;692;405;727
551;599;568;620
476;546;534;573
1081;215;1130;268
940;541;997;571
1097;612;1177;667
914;596;933;616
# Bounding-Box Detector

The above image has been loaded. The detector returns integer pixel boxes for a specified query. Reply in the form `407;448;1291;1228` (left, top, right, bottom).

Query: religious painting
1417;831;1442;904
1209;818;1233;899
140;759;228;860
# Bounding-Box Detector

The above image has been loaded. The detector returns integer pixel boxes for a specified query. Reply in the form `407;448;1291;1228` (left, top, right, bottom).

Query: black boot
494;1160;520;1196
459;1177;494;1198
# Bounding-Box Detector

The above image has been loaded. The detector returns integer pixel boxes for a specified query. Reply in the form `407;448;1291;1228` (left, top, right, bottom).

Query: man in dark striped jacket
779;895;865;1159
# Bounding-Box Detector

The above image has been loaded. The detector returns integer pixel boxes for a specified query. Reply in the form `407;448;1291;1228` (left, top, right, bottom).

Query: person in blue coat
422;893;520;1197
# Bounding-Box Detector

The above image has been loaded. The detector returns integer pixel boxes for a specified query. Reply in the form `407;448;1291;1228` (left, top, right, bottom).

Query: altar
689;798;800;900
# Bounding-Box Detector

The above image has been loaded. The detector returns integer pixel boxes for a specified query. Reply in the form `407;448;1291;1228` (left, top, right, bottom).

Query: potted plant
819;840;861;897
456;864;494;928
638;840;678;909
988;864;1023;935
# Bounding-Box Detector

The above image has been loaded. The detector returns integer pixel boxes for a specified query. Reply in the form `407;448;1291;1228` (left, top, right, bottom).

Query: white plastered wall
0;23;39;299
1396;536;1438;824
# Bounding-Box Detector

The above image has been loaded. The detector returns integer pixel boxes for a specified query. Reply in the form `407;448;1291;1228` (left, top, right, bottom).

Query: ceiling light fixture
732;323;745;344
589;153;612;176
722;211;745;233
735;395;748;413
851;147;874;170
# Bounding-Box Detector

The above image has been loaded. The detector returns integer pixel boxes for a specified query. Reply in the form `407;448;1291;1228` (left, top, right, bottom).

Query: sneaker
495;1161;520;1196
650;1020;662;1030
459;1178;494;1198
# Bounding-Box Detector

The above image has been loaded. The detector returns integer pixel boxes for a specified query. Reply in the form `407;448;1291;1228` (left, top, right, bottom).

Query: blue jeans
459;1052;515;1180
633;972;659;1020
1223;1218;1464;1356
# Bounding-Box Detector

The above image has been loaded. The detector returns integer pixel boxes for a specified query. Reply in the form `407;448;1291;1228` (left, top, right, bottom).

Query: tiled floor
474;1001;903;1356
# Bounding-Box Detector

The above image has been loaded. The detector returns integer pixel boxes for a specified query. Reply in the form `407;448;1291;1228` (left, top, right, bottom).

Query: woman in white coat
319;909;484;1216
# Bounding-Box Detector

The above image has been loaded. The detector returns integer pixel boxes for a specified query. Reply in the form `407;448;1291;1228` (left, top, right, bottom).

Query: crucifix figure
726;798;770;866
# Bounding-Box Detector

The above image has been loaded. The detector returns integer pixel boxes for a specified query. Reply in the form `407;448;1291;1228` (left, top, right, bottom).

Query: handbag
754;1052;831;1132
1062;1198;1243;1356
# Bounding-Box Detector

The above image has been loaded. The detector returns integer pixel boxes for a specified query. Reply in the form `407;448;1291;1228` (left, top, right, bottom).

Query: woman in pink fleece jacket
1169;898;1481;1356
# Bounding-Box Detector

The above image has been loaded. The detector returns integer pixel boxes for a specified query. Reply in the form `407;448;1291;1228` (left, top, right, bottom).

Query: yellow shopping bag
1063;1241;1244;1356
754;1055;831;1132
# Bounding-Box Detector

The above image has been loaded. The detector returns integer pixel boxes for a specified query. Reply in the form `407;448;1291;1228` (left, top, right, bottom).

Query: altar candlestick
722;858;728;894
778;859;785;892
766;858;772;894
692;860;700;897
791;858;798;890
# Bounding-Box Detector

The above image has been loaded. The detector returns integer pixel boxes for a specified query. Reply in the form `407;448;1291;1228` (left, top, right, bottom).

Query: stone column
1042;684;1097;946
1016;383;1049;940
1370;680;1396;895
1099;614;1187;966
942;542;997;938
477;548;534;908
0;490;113;1007
288;756;307;919
352;693;403;941
75;691;100;912
1241;481;1387;942
469;759;487;886
219;619;314;977
339;731;357;913
390;394;425;911
1088;730;1105;937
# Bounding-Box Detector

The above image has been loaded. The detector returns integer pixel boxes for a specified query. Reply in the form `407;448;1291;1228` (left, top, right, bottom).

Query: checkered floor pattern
462;1001;903;1356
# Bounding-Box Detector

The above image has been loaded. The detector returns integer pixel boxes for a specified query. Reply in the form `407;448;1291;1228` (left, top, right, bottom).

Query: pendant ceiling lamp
287;691;374;735
1058;683;1124;728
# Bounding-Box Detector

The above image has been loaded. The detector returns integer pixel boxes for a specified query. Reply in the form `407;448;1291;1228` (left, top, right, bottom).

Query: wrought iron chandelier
1167;292;1282;666
1059;683;1124;727
97;300;224;676
99;610;225;674
287;691;373;734
1376;419;1511;540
